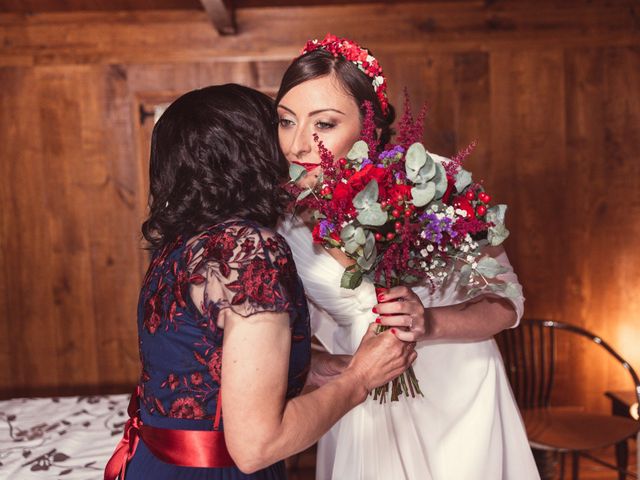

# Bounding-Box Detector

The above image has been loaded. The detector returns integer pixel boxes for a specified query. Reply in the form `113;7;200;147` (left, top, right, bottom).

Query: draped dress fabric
278;204;540;480
125;220;311;480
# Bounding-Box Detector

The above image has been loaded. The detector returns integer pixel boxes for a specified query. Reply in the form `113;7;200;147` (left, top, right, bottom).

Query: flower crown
301;33;389;115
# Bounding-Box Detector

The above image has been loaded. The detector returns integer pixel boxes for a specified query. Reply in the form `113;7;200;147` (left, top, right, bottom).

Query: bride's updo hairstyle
275;45;396;149
142;84;289;250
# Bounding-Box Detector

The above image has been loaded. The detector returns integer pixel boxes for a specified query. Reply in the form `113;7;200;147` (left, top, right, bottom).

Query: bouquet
288;100;519;402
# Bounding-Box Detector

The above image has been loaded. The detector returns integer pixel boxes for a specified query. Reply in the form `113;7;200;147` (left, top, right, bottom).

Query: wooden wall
0;1;638;412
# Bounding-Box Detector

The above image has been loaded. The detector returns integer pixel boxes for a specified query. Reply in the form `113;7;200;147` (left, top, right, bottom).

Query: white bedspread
0;394;129;479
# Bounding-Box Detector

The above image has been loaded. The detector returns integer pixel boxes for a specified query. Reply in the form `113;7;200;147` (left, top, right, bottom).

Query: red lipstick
291;161;320;172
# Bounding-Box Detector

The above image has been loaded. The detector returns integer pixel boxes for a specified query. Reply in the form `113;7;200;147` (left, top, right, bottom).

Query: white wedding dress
278;216;540;480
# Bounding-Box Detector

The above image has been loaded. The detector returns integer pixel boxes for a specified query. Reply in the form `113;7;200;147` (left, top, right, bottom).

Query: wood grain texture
0;2;638;413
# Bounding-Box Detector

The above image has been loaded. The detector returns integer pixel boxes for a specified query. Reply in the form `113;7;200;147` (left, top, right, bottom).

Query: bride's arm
376;245;523;342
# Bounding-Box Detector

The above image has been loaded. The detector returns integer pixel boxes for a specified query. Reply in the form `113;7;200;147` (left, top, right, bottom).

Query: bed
0;394;129;479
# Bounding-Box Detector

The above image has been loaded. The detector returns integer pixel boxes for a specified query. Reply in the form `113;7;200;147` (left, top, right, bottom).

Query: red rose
442;176;456;203
389;184;412;202
332;181;354;204
452;196;476;218
312;223;324;243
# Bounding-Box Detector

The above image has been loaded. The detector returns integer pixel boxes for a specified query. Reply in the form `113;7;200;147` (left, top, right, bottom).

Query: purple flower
421;213;457;243
318;220;335;238
360;159;373;168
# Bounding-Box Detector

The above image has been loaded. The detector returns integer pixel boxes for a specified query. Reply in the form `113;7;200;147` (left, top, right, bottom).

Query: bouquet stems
372;323;423;402
372;286;424;403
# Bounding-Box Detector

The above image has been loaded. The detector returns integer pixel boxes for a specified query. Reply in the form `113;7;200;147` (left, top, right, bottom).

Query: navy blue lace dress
125;220;311;479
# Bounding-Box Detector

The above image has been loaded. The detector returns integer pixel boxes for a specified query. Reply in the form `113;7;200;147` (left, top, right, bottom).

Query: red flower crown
301;33;389;115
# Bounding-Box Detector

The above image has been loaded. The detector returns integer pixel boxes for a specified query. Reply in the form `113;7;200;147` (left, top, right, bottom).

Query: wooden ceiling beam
199;0;236;35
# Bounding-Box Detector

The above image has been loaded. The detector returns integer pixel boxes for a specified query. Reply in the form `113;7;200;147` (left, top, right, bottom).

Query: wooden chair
496;319;640;480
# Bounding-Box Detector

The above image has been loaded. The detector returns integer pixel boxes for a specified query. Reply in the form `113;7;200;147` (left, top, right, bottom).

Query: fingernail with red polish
372;307;377;313
375;317;381;324
391;328;397;334
377;294;385;302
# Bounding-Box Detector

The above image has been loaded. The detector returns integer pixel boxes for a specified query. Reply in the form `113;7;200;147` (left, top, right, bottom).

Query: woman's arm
375;245;522;342
221;310;414;474
377;288;516;342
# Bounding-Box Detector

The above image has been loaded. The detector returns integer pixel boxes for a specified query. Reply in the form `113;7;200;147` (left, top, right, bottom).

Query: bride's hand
373;286;429;342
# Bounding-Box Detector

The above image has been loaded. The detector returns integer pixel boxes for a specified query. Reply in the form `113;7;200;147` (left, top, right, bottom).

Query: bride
276;34;540;480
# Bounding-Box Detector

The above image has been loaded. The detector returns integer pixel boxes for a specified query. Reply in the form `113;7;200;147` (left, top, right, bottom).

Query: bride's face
277;74;361;189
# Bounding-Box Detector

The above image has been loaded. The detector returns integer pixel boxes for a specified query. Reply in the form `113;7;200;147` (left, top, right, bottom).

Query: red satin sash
104;388;234;480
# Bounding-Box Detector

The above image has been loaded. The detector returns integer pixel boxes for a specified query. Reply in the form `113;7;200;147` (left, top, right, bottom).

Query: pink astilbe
445;141;477;177
395;89;428;149
360;101;378;154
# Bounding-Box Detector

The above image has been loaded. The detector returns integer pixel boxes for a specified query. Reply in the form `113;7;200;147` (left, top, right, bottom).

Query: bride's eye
315;120;336;130
278;117;295;128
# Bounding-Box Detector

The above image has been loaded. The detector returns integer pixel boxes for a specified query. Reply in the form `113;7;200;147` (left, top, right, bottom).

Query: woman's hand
306;351;351;388
374;284;519;342
346;323;417;395
373;286;429;342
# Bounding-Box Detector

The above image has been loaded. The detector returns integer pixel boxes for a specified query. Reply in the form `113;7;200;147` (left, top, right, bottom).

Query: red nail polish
375;317;381;324
372;307;377;313
377;294;385;302
391;328;397;334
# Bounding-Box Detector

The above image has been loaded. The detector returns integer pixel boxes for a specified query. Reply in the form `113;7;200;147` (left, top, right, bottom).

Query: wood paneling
0;1;638;413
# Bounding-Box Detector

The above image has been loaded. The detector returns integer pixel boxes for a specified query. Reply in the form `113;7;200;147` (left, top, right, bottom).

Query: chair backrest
496;319;640;410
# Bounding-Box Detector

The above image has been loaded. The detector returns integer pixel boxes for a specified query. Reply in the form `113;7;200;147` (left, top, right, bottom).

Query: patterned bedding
0;394;129;479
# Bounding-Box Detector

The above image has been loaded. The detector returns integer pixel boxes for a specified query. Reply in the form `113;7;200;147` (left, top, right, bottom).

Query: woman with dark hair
104;83;416;480
276;36;539;479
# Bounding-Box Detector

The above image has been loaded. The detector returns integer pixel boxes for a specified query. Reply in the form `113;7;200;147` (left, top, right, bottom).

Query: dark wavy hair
275;48;396;148
142;84;289;250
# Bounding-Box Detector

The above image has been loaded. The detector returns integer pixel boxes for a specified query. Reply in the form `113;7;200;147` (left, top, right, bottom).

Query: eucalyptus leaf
344;239;359;255
475;257;509;278
467;287;482;298
354;227;366;245
486;204;510;245
340;224;356;242
289;163;307;183
455;169;472;192
357;204;388;226
296;189;312;201
486;204;507;224
432;162;448;199
405;143;427;170
347;140;369;161
488;224;510;246
459;264;472;287
487;283;507;295
357;252;376;270
407;152;436;184
364;233;376;259
353;180;379;209
502;282;522;300
485;282;521;301
411;182;436;207
340;268;363;290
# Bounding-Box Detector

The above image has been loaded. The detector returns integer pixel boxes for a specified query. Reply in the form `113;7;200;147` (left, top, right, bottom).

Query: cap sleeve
188;223;296;319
